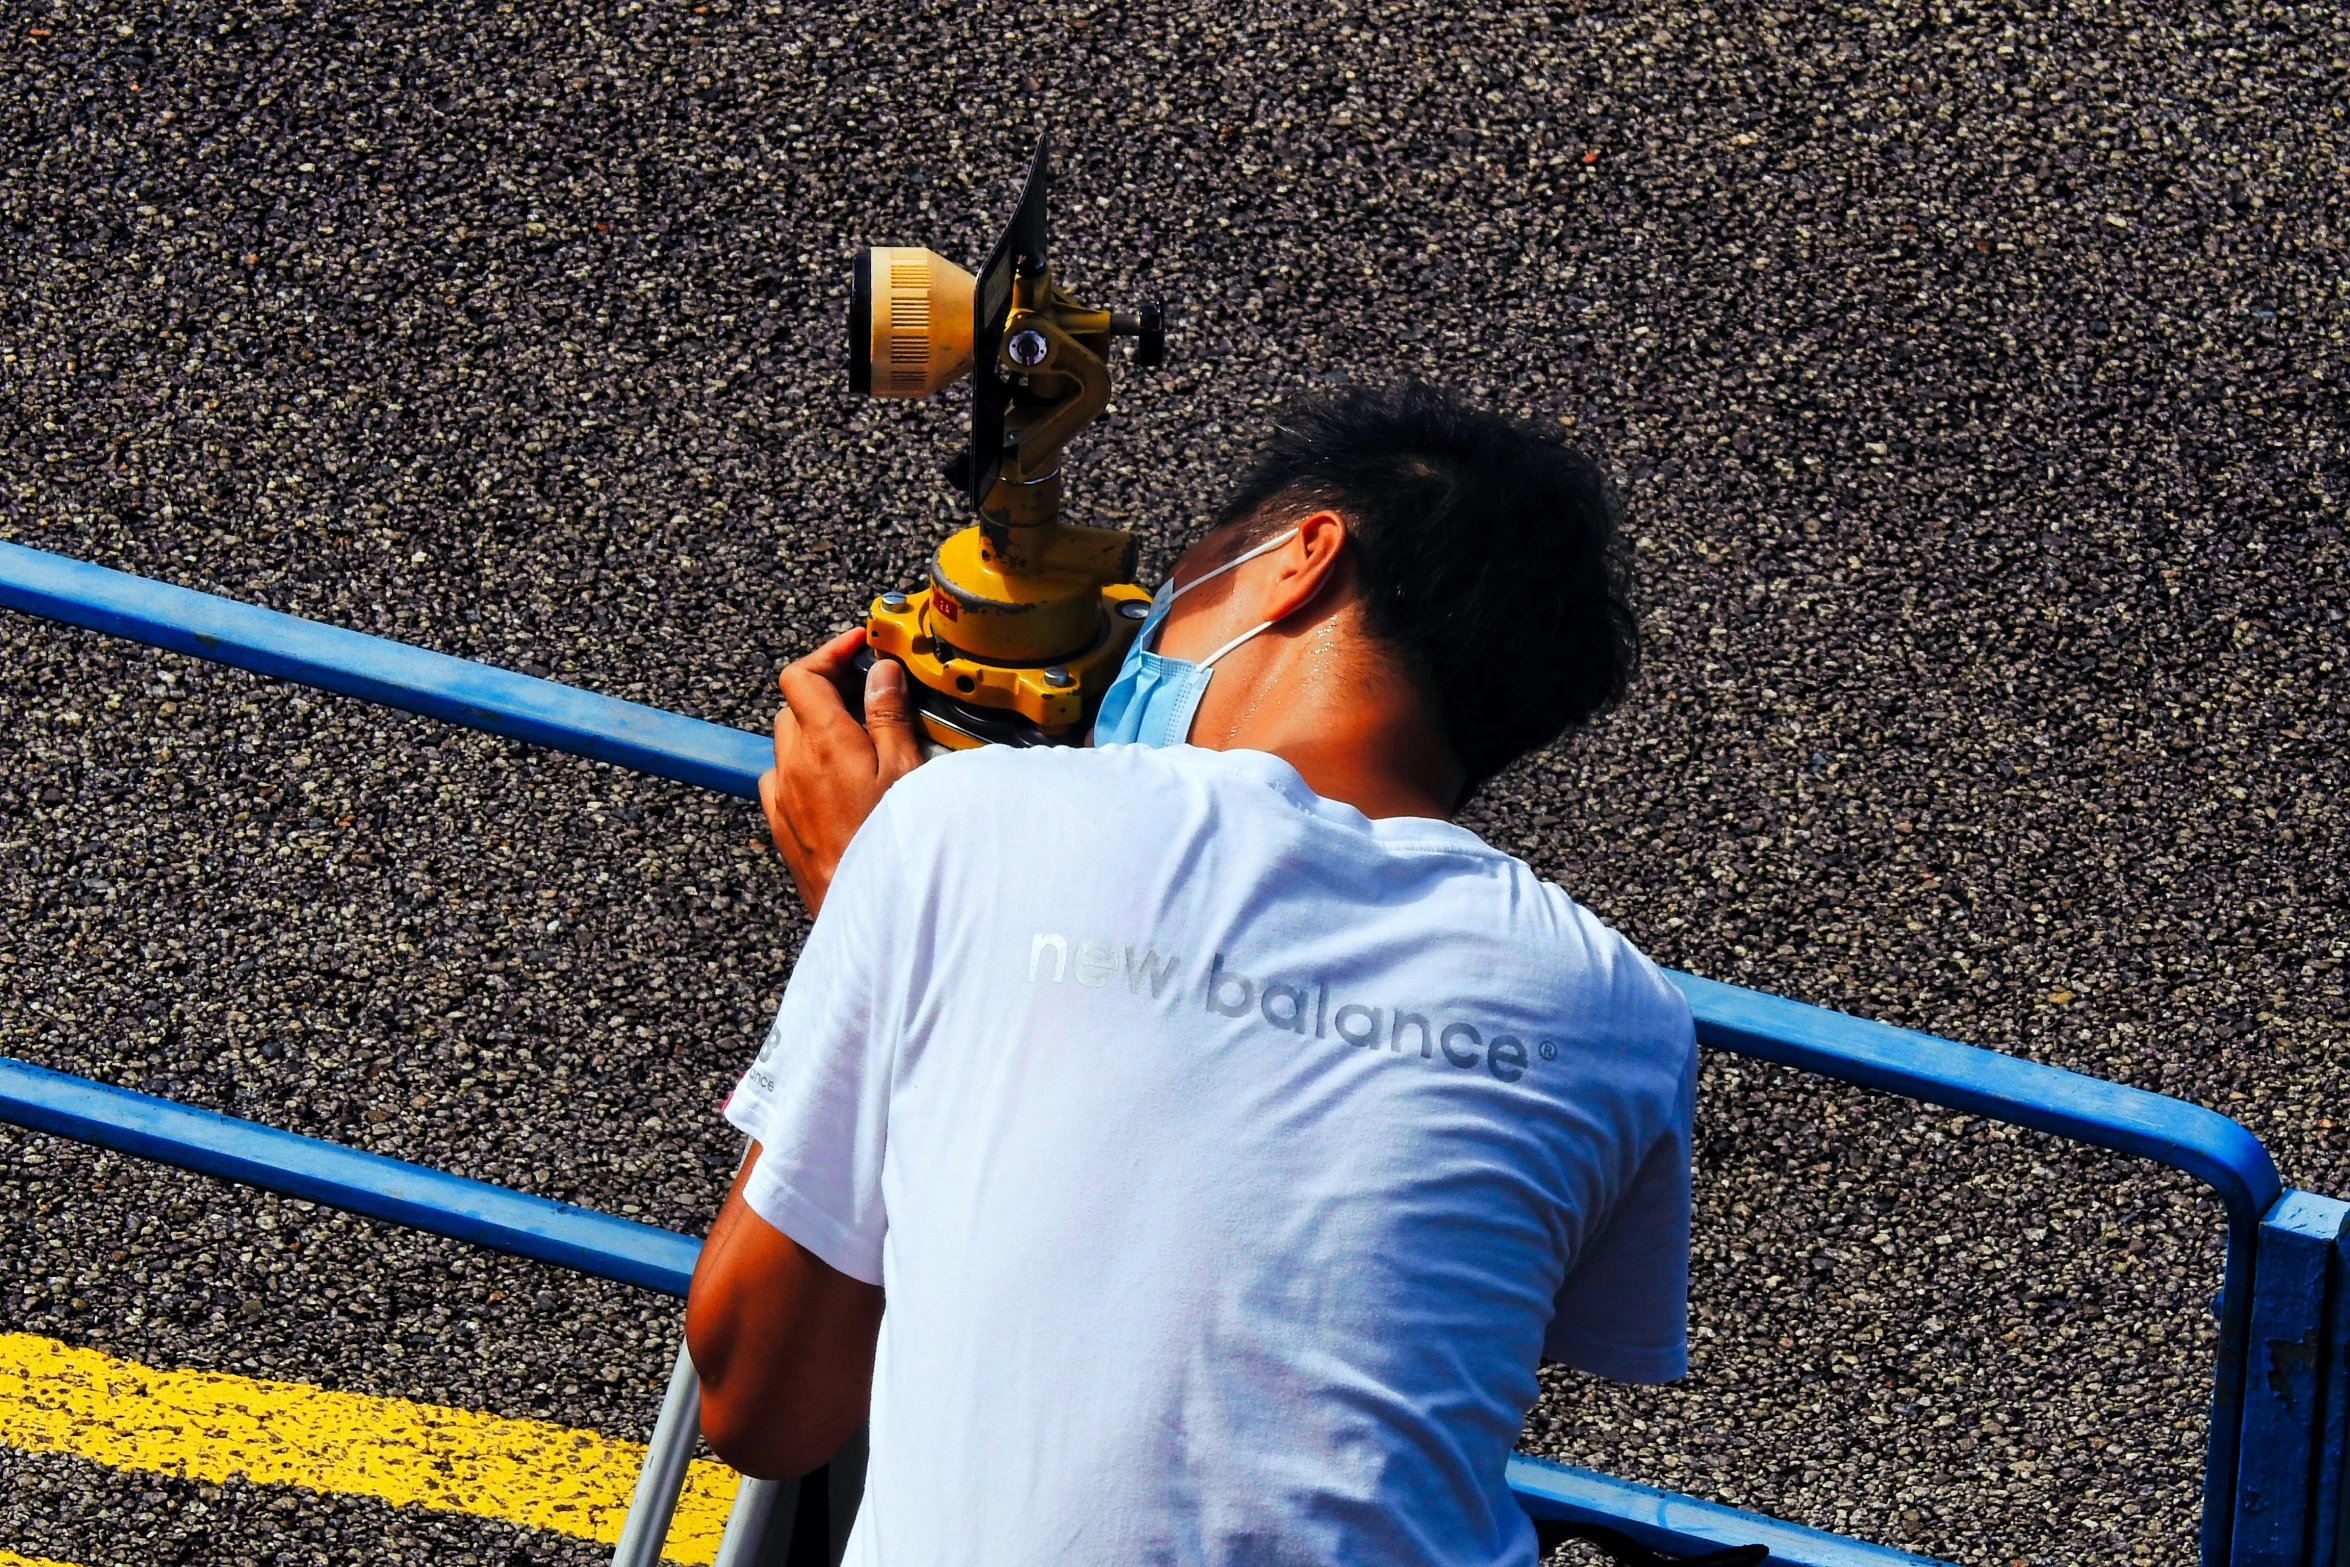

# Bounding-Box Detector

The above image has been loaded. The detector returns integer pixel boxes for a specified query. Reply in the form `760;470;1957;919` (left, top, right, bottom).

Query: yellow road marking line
0;1551;87;1567
0;1332;739;1563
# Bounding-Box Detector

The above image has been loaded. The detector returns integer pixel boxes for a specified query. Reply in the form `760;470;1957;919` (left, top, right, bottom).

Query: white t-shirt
725;743;1696;1567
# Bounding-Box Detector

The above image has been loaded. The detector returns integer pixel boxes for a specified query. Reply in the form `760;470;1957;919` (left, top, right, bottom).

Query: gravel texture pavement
2;2;2344;1564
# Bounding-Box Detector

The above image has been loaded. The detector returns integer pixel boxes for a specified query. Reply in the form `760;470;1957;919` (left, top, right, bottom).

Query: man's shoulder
898;740;1261;803
876;742;1209;851
1605;937;1696;1057
889;739;1191;801
1525;885;1694;1060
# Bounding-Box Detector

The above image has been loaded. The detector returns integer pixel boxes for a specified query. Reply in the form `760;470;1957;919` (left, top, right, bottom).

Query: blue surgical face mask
1091;528;1301;748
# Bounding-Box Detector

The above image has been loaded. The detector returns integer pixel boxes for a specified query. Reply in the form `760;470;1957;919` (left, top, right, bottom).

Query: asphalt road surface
2;2;2343;1563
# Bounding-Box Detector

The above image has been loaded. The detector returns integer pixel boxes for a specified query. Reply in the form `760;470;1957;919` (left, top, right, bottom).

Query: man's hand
760;628;924;915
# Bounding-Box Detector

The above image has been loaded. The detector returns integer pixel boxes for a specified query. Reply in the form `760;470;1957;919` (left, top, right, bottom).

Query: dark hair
1213;381;1639;796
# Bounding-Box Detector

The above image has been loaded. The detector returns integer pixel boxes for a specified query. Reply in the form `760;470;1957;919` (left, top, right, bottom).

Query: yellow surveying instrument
847;135;1166;749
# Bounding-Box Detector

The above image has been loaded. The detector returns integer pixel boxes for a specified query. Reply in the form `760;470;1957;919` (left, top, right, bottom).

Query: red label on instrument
932;592;961;621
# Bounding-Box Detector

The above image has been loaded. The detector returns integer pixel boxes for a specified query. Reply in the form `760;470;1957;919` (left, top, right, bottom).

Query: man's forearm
685;1146;886;1477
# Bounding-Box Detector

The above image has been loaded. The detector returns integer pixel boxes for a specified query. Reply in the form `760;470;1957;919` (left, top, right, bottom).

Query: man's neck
1185;629;1463;821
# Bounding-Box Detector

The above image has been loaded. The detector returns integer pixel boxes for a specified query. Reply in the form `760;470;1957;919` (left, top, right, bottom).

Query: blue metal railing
1673;972;2280;1567
0;540;768;798
3;536;2342;1567
0;1055;698;1296
0;1047;1942;1567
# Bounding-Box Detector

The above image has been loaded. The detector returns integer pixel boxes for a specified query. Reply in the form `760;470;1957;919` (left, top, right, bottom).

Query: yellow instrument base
867;582;1150;747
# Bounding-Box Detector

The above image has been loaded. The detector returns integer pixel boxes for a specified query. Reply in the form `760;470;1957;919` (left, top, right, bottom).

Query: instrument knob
1134;300;1166;369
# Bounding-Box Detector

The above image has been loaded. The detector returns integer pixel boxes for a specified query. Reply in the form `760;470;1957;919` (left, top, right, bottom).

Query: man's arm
695;629;915;1472
686;1143;887;1477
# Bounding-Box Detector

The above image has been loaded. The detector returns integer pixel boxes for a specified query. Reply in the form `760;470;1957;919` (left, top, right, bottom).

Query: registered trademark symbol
1537;1040;1558;1061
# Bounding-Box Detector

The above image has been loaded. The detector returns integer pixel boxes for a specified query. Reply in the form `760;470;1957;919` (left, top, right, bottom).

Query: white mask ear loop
1164;527;1299;605
1197;616;1278;669
1157;527;1301;663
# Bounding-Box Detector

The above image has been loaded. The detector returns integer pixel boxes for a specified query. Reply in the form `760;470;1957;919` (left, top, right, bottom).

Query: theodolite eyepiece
842;134;1168;751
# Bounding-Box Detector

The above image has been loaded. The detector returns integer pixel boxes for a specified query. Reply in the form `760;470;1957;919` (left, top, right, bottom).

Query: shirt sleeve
721;798;912;1287
1541;1042;1697;1383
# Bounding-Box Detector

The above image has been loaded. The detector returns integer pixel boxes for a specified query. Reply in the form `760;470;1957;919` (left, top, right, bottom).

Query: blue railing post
2317;1198;2350;1567
2229;1192;2350;1567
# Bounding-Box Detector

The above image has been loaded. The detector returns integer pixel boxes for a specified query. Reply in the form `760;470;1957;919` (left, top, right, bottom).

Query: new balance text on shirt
1026;933;1552;1084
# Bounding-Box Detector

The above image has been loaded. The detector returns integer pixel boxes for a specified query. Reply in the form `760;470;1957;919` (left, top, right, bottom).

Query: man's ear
1261;510;1350;621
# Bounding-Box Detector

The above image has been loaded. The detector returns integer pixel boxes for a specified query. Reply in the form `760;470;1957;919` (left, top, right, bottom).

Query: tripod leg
773;1423;870;1567
712;1475;798;1567
611;1343;704;1567
824;1424;867;1563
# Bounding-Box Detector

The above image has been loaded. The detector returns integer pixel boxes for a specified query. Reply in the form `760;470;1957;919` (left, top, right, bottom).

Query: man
686;383;1695;1566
